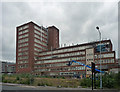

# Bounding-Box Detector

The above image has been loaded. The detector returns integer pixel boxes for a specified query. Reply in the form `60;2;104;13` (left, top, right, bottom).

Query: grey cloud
2;2;32;61
1;2;118;61
59;2;118;51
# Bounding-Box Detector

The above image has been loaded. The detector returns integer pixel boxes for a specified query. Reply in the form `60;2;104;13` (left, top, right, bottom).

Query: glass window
18;29;29;35
18;38;29;43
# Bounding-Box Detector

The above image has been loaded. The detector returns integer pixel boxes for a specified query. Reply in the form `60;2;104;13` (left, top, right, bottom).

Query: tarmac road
0;83;119;92
1;82;92;90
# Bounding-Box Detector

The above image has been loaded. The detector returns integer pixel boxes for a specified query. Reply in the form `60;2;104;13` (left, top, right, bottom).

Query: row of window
18;52;28;56
86;53;93;56
18;47;28;52
18;64;28;68
18;56;29;60
18;25;29;31
34;30;47;39
95;59;114;64
34;62;67;68
34;26;47;35
39;46;92;56
86;59;94;61
34;34;47;43
39;42;111;56
34;43;47;50
18;43;28;48
34;52;39;56
18;29;29;35
35;66;86;72
35;57;85;64
34;62;84;68
18;34;29;39
18;38;29;44
34;34;42;40
94;53;114;59
18;60;28;64
96;42;110;46
34;47;42;52
34;38;47;47
39;51;85;60
60;72;76;75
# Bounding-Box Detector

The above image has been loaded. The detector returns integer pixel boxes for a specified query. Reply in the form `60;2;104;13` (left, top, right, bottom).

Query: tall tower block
16;21;47;73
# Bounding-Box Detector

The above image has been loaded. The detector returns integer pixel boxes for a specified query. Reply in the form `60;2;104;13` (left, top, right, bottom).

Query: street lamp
96;26;102;89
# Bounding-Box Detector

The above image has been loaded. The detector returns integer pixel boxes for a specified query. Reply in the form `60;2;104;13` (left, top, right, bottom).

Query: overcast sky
0;0;119;62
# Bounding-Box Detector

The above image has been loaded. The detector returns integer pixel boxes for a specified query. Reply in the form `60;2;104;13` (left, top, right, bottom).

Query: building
34;40;116;77
2;61;16;74
16;21;59;73
16;21;116;78
108;58;120;73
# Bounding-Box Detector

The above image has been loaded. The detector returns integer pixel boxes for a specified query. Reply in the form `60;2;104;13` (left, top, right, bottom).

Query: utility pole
96;26;102;89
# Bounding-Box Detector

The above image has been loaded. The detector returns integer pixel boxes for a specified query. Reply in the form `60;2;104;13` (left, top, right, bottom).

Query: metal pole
92;70;93;90
94;71;96;89
96;26;102;89
91;62;93;90
100;32;102;89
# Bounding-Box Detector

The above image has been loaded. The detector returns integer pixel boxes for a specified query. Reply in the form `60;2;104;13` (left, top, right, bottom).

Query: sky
0;0;119;62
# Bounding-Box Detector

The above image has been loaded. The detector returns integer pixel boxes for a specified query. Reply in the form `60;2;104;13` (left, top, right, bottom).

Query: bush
37;82;45;86
102;73;116;88
13;80;17;83
3;80;8;83
2;76;5;82
80;72;120;89
37;83;41;86
80;78;92;87
16;76;20;80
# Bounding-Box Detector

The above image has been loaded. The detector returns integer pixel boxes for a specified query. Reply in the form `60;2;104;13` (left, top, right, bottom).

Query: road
1;83;91;90
1;83;119;92
1;82;92;90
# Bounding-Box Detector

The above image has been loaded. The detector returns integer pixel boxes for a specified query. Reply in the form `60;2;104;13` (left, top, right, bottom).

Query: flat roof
40;39;112;53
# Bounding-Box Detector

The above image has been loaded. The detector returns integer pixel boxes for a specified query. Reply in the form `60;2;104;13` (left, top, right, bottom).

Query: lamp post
96;26;102;89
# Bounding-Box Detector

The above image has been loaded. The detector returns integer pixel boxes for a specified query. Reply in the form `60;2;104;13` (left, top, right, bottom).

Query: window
18;34;29;39
18;56;28;60
18;47;28;52
19;64;28;68
34;26;47;35
34;47;42;52
18;60;28;64
18;25;29;31
18;38;29;43
18;52;28;56
34;38;47;47
18;43;28;48
18;29;29;35
34;30;41;35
